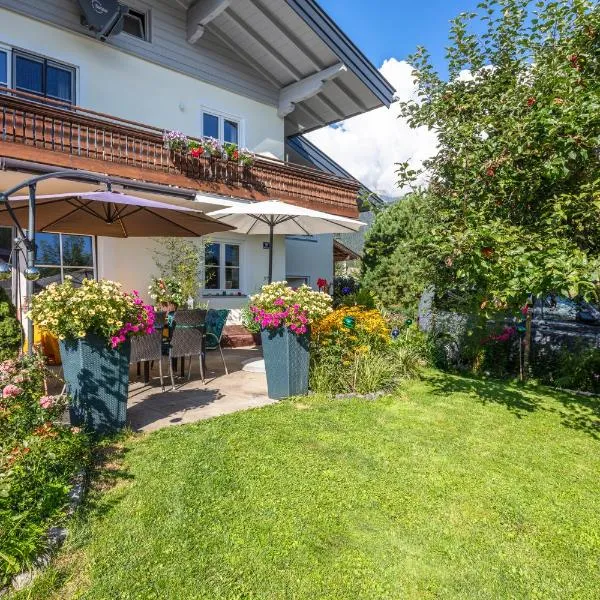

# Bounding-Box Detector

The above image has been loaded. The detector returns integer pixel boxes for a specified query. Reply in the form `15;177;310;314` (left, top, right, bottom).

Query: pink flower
3;384;22;398
274;297;285;306
39;395;55;410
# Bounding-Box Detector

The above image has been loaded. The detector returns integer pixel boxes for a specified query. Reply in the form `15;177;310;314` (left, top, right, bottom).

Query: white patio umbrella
208;200;365;282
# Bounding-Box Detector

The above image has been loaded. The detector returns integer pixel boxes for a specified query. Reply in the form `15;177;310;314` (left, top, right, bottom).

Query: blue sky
319;0;481;74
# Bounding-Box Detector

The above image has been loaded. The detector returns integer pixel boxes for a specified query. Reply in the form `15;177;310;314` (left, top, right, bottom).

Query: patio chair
130;311;166;391
169;309;207;389
204;309;230;375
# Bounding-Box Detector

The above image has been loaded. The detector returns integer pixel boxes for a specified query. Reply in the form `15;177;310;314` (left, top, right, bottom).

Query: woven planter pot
59;334;131;434
261;327;310;399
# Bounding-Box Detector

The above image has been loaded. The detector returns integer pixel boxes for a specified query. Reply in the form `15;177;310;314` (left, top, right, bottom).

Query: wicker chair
130;311;166;391
204;309;230;375
169;309;207;389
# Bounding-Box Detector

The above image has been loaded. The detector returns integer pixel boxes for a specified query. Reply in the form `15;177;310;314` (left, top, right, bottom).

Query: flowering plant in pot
163;130;188;153
187;140;205;159
202;137;223;158
28;277;155;433
239;148;254;167
223;142;240;162
249;281;332;398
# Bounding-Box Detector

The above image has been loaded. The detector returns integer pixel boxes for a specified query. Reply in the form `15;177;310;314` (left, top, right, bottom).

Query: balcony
0;90;359;217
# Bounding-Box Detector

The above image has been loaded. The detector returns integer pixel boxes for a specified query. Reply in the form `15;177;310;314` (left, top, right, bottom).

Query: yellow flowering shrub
312;306;390;352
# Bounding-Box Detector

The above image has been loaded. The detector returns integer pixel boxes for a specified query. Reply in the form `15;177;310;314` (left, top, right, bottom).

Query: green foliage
536;344;600;393
14;375;600;599
240;303;260;334
399;0;600;311
0;353;90;585
361;193;432;313
152;238;204;305
0;288;22;361
310;306;422;394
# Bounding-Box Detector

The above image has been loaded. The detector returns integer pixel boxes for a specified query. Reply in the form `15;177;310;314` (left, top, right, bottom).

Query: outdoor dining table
137;315;206;384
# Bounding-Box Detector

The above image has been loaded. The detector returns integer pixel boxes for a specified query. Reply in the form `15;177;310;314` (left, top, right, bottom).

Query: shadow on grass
427;371;600;440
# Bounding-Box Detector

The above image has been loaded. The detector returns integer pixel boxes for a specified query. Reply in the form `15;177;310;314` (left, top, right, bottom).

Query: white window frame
34;232;97;285
0;43;11;88
200;106;245;147
8;47;77;105
203;239;244;295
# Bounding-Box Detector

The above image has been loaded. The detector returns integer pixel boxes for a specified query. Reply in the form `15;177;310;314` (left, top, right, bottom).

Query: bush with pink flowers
0;352;90;586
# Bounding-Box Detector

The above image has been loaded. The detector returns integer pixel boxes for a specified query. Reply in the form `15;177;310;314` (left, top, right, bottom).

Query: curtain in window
47;65;72;102
15;55;43;94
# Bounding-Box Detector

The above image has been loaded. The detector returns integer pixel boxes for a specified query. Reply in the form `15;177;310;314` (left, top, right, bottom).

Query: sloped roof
285;135;384;209
174;0;395;135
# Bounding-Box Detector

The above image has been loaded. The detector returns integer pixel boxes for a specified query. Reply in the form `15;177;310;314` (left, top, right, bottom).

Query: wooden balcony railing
0;89;359;217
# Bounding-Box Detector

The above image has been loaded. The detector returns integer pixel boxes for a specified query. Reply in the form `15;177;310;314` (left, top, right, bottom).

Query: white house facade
0;0;394;324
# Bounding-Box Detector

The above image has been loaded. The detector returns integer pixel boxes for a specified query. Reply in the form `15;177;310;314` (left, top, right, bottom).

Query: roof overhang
180;0;395;135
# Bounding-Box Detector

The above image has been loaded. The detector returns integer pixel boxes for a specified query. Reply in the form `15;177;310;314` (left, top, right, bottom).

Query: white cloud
305;58;438;200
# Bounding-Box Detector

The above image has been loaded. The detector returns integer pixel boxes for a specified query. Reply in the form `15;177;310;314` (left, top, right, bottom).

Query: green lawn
13;372;600;599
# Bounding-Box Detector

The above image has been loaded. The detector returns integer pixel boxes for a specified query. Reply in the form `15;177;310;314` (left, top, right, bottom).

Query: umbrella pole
268;221;274;284
26;184;36;355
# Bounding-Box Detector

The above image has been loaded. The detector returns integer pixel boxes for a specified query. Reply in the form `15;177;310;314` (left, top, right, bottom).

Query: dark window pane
123;11;146;39
224;120;238;144
225;244;239;267
15;55;43;94
33;267;61;292
62;235;93;266
225;268;239;290
63;267;94;286
0;226;11;263
205;267;220;290
35;233;60;265
203;113;219;139
0;226;12;297
46;64;72;102
205;242;220;267
0;51;7;86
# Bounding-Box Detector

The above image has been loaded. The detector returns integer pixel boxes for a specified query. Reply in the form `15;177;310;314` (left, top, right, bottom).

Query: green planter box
261;327;310;399
59;334;131;434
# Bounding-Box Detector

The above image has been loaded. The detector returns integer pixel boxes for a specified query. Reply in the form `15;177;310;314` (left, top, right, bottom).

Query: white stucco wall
0;9;284;158
97;233;286;322
285;235;333;290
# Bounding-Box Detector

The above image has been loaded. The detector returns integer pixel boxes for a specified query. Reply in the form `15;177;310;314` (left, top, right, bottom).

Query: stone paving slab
126;347;275;433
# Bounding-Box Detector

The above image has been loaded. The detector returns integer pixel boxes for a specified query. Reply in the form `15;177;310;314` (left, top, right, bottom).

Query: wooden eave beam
278;62;346;118
187;0;230;44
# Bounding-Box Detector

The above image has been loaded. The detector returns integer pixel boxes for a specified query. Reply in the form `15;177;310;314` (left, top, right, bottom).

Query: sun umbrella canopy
0;191;233;237
208;200;365;282
207;200;365;235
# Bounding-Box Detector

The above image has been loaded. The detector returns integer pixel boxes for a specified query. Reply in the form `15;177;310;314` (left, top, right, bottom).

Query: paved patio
126;347;273;433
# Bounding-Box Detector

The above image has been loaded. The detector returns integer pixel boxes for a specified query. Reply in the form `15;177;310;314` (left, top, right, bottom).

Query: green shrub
537;346;600;394
310;307;423;395
0;287;22;361
0;353;90;586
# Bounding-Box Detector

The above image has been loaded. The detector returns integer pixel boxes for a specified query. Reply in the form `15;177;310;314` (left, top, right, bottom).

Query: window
0;49;7;87
201;110;241;145
34;233;95;292
122;8;150;41
204;242;241;291
0;227;13;298
13;51;75;104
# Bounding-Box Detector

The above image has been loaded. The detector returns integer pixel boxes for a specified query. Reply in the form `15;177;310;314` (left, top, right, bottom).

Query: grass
10;371;600;599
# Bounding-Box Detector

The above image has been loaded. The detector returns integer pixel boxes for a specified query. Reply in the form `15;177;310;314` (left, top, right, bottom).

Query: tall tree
399;0;600;311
